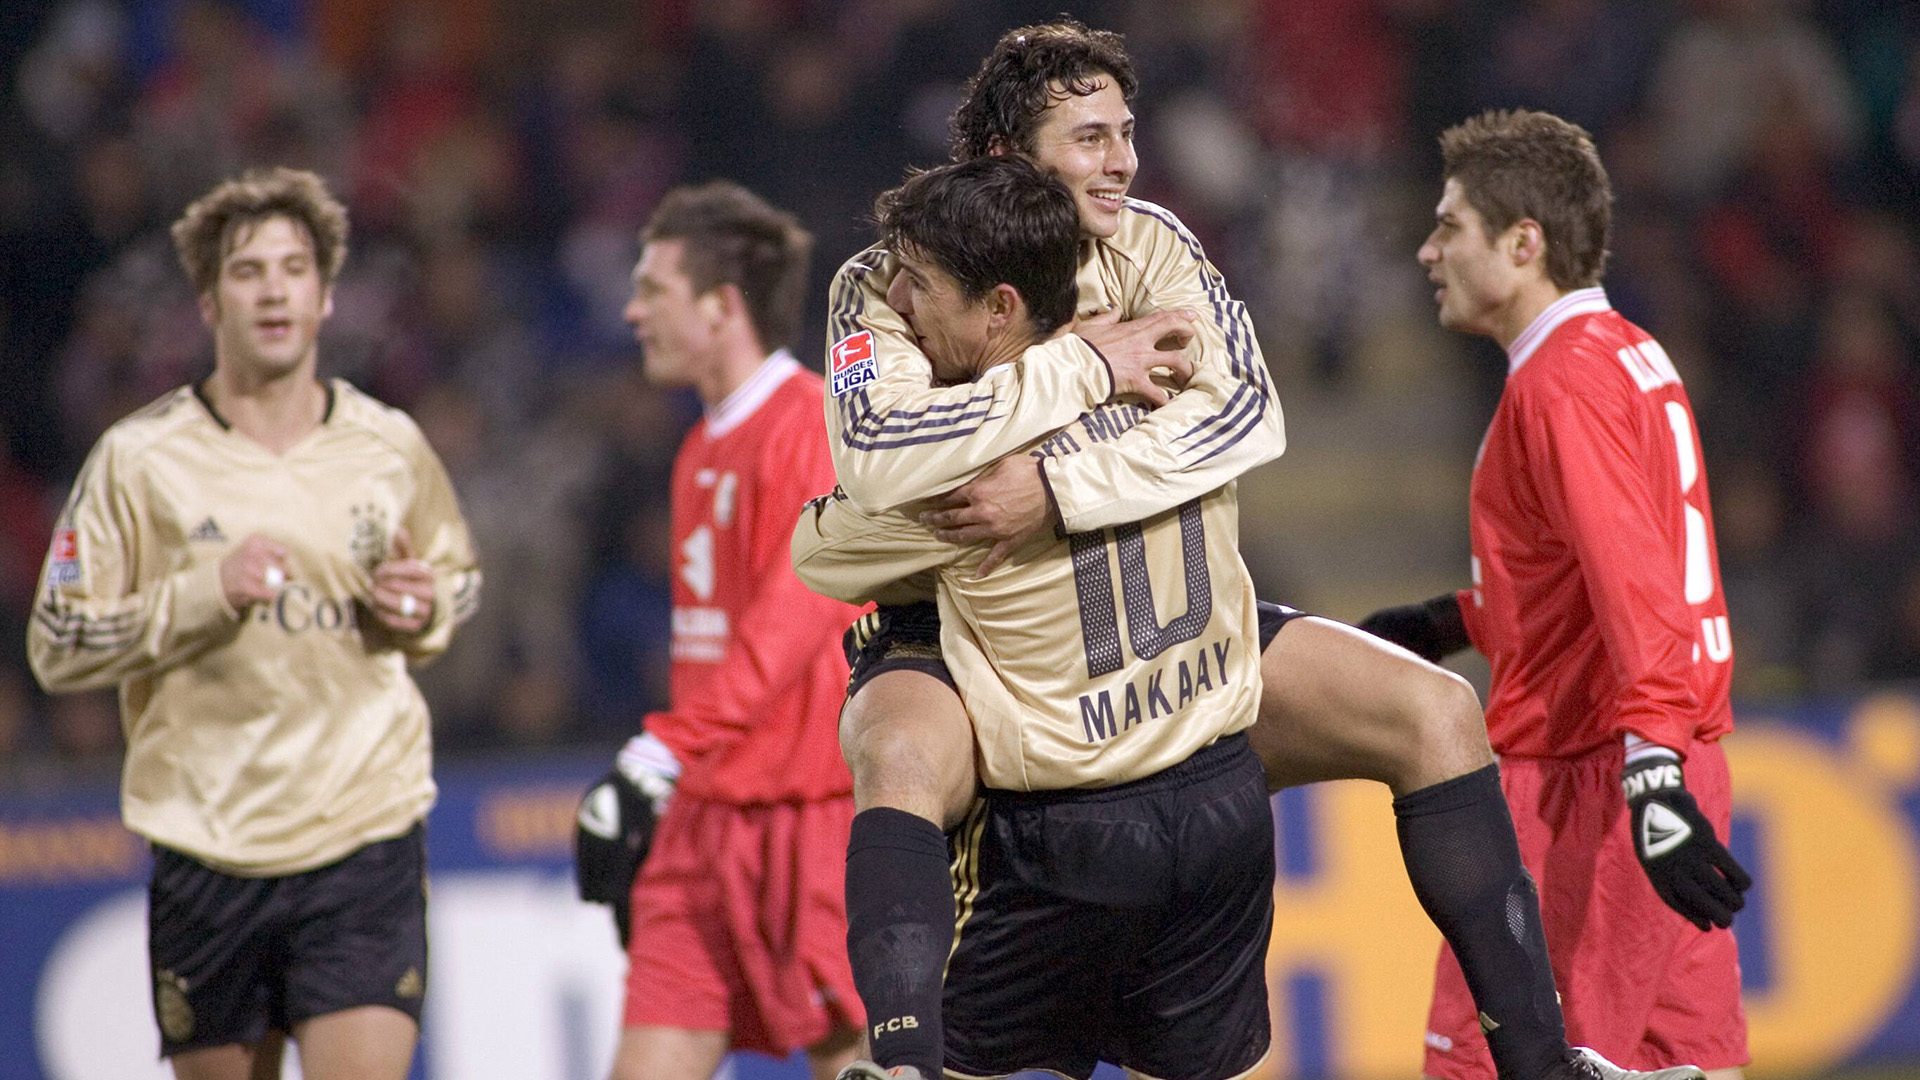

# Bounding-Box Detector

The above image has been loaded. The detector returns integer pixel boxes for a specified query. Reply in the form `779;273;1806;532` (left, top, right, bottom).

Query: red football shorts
624;792;863;1054
1424;738;1748;1079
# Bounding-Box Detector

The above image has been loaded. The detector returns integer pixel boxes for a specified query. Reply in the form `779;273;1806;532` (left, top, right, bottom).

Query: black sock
1394;763;1568;1080
845;807;952;1075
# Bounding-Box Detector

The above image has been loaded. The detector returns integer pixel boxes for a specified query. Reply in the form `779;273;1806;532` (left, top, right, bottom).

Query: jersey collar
1506;287;1611;374
191;377;336;430
705;350;799;438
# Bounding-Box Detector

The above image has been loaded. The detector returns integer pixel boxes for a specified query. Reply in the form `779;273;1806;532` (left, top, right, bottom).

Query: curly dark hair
948;19;1137;162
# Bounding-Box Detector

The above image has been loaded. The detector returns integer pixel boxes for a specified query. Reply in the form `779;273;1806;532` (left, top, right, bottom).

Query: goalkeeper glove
574;731;680;947
1357;592;1471;663
1621;746;1752;930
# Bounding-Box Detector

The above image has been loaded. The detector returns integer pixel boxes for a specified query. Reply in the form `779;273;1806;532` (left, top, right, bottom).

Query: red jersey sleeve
1455;587;1482;653
642;398;861;760
1523;387;1701;753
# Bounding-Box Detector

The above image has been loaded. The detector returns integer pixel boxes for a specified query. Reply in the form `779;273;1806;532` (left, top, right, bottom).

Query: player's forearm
830;335;1111;512
1043;341;1284;533
394;456;483;663
791;495;945;605
1608;664;1704;751
28;559;238;692
398;564;481;664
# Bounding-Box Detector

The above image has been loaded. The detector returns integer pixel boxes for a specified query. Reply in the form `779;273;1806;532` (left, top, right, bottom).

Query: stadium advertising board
2;696;1917;1080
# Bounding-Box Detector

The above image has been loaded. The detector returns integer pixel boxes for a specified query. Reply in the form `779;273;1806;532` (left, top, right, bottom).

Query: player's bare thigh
291;1006;418;1080
610;1025;730;1080
840;669;977;830
1253;616;1491;796
167;1032;285;1080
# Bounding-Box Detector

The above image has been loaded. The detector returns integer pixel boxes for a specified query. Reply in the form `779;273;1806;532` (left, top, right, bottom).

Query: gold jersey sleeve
819;200;1284;534
1041;199;1286;532
795;403;1260;792
823;246;1114;512
27;380;481;875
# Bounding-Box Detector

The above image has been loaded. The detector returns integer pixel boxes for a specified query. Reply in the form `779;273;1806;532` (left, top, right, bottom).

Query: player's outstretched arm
824;249;1185;513
27;438;244;693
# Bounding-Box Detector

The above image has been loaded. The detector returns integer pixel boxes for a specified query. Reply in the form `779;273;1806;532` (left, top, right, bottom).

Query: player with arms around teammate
591;181;866;1080
817;22;1703;1080
799;153;1279;1080
27;167;480;1080
1359;110;1752;1080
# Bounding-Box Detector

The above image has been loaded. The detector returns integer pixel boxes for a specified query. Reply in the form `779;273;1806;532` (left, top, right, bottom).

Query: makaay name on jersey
1077;634;1237;743
670;606;729;663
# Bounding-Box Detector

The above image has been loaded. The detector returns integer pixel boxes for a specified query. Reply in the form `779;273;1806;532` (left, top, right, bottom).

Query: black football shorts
146;823;429;1056
943;733;1275;1080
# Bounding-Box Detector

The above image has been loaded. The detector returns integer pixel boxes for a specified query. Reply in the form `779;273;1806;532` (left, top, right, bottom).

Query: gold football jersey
795;394;1261;792
822;196;1284;533
28;380;480;875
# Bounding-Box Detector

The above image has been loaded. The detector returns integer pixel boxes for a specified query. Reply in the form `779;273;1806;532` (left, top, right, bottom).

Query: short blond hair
169;167;349;295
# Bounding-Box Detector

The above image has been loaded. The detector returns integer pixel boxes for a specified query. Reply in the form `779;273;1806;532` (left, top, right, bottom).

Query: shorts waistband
983;732;1253;806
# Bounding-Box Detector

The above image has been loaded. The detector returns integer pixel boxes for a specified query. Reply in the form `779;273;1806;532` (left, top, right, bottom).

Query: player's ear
985;283;1021;329
1510;220;1546;270
703;282;745;326
197;290;219;329
986;136;1012;158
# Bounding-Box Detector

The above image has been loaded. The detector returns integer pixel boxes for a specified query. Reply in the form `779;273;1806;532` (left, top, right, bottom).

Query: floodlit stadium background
1;1;1917;1078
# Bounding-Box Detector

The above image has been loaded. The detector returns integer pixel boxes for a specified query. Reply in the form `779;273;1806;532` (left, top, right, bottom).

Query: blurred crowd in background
1;0;1916;780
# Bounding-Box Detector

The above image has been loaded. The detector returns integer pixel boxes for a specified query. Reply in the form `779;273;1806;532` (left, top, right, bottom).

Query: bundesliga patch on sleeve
830;330;877;397
48;528;81;586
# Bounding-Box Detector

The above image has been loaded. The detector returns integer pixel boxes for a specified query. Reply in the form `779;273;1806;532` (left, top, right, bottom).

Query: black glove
574;768;657;948
574;733;679;948
1621;751;1752;930
1357;592;1471;663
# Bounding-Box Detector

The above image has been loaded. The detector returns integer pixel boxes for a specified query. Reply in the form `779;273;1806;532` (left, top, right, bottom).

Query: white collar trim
706;350;799;438
1507;287;1611;374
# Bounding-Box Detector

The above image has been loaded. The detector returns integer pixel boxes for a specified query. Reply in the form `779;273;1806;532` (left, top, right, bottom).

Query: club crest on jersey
829;330;876;397
350;503;390;570
48;528;81;586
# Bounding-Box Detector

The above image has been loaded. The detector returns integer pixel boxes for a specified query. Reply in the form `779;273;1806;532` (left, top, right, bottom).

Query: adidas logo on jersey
187;517;226;542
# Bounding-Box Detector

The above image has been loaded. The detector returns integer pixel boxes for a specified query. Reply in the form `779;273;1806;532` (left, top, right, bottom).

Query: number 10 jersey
793;399;1260;792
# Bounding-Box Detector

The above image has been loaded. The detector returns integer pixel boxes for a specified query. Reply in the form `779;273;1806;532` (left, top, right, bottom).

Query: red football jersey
645;354;862;803
1459;289;1734;759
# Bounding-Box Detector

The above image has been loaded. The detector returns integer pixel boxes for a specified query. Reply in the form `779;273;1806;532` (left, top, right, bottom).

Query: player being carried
1360;108;1752;1080
804;19;1708;1080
